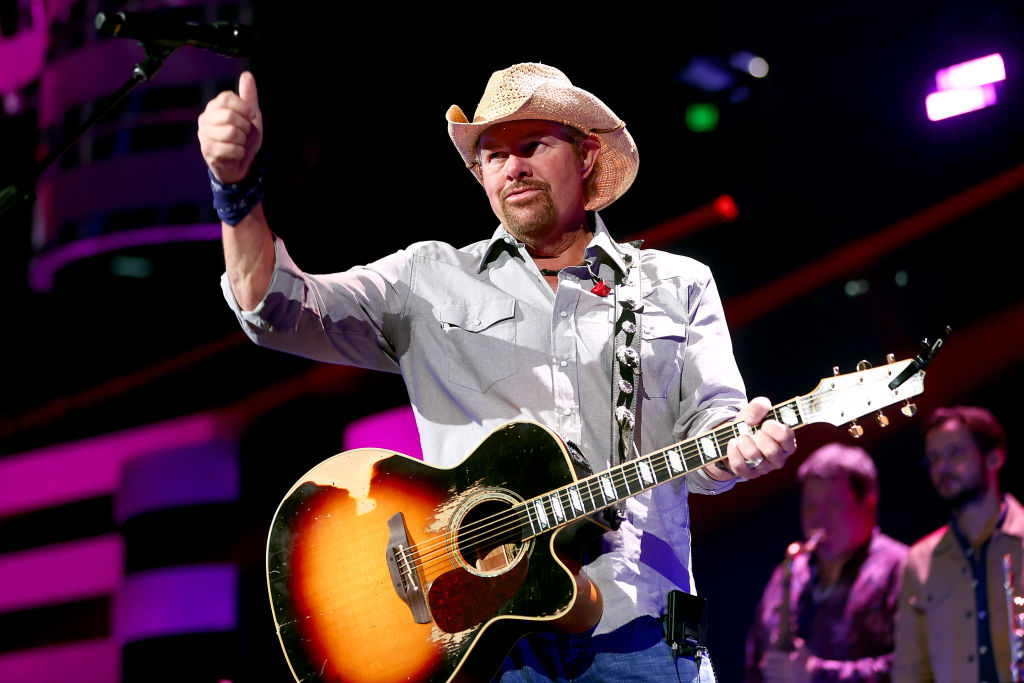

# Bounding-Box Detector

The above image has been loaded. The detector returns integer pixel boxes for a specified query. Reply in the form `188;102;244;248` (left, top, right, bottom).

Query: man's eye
484;152;506;164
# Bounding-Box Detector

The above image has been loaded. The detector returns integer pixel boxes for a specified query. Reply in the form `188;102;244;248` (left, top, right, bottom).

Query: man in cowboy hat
199;63;796;681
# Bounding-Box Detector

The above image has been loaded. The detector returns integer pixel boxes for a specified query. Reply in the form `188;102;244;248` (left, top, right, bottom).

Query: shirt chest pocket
438;298;518;393
640;315;687;399
915;570;958;618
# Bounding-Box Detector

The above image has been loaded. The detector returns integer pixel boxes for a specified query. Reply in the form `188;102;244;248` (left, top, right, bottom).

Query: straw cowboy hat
446;63;639;211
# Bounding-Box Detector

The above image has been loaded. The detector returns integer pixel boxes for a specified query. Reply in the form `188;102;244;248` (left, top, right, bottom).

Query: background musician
746;443;908;682
893;406;1023;683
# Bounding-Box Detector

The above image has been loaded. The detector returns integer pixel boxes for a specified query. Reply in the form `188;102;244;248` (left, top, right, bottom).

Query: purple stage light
935;53;1006;90
926;53;1005;122
114;440;240;523
0;0;48;97
343;404;424;459
926;84;998;121
677;56;736;93
0;535;123;613
0;639;119;683
0;412;236;517
115;564;238;643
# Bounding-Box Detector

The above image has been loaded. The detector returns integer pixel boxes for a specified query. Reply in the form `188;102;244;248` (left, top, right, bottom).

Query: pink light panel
0;639;119;683
115;565;238;643
343;404;423;459
0;0;48;96
935;53;1006;90
0;535;123;613
926;84;999;121
927;53;1005;121
0;412;237;517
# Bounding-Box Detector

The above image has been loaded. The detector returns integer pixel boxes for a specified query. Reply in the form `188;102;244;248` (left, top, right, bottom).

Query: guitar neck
515;354;928;541
516;398;806;540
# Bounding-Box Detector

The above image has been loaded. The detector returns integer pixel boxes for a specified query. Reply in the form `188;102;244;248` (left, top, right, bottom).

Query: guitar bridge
385;513;430;624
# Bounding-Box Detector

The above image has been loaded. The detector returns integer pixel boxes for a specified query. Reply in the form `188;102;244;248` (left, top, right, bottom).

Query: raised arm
198;70;273;311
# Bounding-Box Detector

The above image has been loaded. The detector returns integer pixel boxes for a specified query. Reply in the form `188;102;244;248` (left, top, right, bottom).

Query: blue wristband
209;155;266;226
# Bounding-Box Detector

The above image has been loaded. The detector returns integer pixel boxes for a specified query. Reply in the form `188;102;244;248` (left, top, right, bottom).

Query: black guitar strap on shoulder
604;241;643;531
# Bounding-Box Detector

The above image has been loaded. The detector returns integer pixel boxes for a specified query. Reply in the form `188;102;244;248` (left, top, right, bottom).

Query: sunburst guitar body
267;422;600;683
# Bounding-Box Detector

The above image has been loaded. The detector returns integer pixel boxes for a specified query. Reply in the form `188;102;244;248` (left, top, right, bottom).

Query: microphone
95;11;256;58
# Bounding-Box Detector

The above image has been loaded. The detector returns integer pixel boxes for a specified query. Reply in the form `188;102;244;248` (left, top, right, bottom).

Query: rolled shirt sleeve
221;237;408;373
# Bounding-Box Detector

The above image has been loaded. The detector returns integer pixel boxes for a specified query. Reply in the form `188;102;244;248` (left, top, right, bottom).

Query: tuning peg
856;360;872;371
875;411;890;428
901;400;917;417
848;420;864;438
886;353;895;363
833;366;840;377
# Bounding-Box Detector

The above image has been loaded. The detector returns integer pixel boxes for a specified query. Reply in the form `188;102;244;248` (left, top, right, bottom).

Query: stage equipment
1002;554;1024;682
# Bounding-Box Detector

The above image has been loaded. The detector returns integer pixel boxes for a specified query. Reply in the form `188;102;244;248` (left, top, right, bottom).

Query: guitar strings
285;397;813;581
284;395;817;578
402;399;810;577
404;448;708;577
402;399;809;576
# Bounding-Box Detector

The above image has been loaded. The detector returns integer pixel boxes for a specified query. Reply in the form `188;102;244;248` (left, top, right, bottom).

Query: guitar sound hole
455;496;528;576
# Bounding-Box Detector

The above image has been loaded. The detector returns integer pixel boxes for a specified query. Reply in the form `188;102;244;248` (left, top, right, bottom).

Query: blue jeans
495;616;700;682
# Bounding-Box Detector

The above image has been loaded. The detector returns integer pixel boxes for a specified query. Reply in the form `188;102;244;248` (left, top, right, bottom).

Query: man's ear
985;447;1005;473
580;136;601;180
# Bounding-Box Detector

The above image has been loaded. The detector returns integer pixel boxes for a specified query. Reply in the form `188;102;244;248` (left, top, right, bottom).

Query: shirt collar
806;527;876;585
477;224;519;272
948;495;1009;552
934;493;1018;554
476;212;633;275
585;214;632;276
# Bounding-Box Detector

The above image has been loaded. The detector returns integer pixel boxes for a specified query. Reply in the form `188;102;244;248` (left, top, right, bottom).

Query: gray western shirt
223;214;747;635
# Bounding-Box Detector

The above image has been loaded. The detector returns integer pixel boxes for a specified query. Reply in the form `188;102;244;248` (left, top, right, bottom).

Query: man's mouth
505;188;541;202
502;182;549;202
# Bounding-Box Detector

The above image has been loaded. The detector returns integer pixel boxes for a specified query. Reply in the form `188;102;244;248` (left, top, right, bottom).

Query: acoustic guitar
267;343;940;682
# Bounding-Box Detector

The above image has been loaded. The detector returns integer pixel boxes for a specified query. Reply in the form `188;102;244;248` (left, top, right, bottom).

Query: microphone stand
0;38;178;224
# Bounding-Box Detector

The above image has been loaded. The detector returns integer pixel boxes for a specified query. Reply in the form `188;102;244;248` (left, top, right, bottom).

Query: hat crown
473;63;572;123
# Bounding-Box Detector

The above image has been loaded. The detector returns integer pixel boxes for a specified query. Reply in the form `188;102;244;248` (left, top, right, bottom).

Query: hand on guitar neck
704;396;798;482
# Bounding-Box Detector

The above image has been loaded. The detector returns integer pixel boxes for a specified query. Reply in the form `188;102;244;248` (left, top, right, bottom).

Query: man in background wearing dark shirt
746;443;908;682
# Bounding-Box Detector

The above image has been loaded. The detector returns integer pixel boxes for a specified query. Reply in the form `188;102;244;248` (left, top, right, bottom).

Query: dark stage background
1;1;1022;681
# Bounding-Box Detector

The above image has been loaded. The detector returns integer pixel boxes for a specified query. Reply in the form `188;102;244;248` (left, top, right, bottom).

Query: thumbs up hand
198;71;264;184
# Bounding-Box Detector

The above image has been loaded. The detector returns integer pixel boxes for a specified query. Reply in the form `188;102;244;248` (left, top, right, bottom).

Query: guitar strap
604;240;644;530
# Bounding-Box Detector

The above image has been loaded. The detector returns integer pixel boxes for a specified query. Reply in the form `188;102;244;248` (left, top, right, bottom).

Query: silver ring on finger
745;456;765;468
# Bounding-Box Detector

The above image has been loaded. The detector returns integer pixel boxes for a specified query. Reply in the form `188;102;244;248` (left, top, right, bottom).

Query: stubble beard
499;182;558;242
937;473;989;511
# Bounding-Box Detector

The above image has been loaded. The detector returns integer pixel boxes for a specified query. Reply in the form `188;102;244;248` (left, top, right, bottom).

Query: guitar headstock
800;355;925;436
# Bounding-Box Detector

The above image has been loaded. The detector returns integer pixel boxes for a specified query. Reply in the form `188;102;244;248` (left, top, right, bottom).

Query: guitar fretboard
515;399;806;540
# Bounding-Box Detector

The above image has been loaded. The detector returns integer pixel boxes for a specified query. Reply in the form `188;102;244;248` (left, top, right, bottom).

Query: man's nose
805;508;825;526
504;153;530;179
